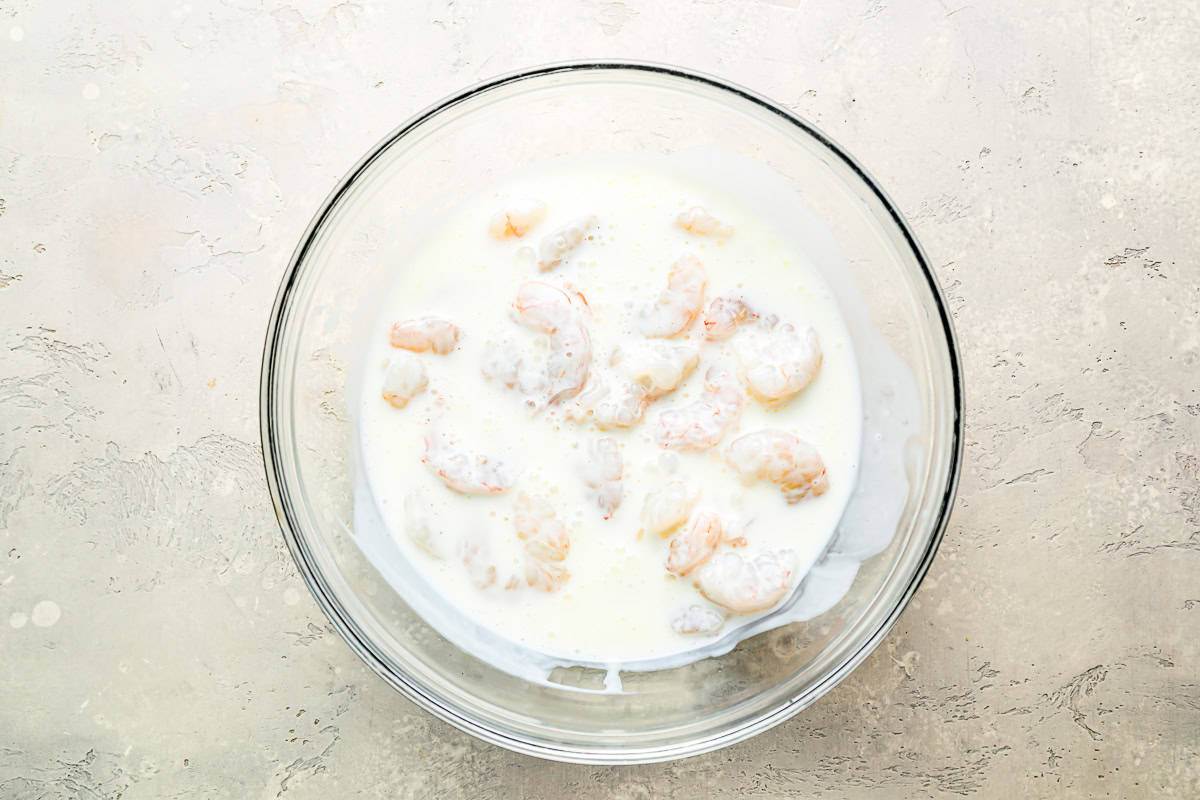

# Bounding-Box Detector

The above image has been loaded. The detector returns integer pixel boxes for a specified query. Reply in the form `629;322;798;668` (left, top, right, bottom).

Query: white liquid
357;156;863;667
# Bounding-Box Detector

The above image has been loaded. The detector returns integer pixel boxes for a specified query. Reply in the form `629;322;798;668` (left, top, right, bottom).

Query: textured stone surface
1;0;1197;797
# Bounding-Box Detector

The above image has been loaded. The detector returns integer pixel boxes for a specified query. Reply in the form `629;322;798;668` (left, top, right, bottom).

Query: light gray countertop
1;1;1197;797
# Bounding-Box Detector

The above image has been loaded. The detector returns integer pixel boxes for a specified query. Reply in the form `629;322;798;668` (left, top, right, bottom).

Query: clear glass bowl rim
259;60;965;764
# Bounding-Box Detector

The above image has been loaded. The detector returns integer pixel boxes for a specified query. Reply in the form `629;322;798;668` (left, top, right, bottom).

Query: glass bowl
260;62;962;764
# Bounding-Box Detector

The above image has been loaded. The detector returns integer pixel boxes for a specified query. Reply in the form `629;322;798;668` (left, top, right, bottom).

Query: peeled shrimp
567;376;649;430
541;322;591;406
665;511;723;576
481;337;548;401
423;433;516;495
703;297;758;341
380;355;428;409
525;559;569;592
514;280;586;330
459;529;498;590
514;281;592;405
671;605;725;635
611;340;700;400
390;317;461;354
719;505;755;548
637;253;707;338
580;437;623;519
726;429;829;503
403;490;444;558
676;206;733;237
653;365;744;451
514;493;570;591
640;479;697;538
737;322;822;404
513;493;570;562
538;215;596;270
488;197;547;238
697;549;797;613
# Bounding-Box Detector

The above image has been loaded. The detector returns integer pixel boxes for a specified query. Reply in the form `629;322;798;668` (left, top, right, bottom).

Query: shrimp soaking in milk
671;604;725;635
637;253;707;338
726;430;829;503
640;479;698;538
611;340;700;400
381;355;428;409
664;511;723;577
423;433;516;495
697;549;797;613
566;375;649;430
514;281;593;406
653;365;744;451
403;490;444;559
514;493;570;592
488;197;547;238
737;321;822;404
480;337;548;401
459;528;498;590
537;215;597;270
676;206;733;237
390;317;461;354
579;437;623;519
703;296;757;341
360;156;863;664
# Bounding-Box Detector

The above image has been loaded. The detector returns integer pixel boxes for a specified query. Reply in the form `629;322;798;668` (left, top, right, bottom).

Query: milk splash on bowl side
350;150;916;690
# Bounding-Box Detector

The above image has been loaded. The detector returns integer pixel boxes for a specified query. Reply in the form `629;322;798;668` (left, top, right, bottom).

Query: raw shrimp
488;197;546;238
513;281;585;330
514;281;593;405
537;215;596;270
381;355;428;409
514;493;570;591
481;337;548;401
611;340;700;400
423;433;516;495
671;604;725;635
719;505;755;548
459;529;498;590
525;559;570;593
738;322;822;404
665;511;723;576
703;297;757;341
653;365;744;451
390;317;461;354
542;320;591;406
579;437;623;519
640;479;697;538
726;429;829;503
697;549;797;613
567;376;649;430
637;253;707;338
513;493;570;562
403;490;444;558
676;206;733;237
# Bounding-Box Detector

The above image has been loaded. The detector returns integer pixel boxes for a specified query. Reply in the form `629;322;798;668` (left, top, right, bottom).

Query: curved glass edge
258;60;965;765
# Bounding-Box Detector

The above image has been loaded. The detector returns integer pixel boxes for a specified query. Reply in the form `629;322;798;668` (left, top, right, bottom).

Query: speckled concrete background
1;0;1197;797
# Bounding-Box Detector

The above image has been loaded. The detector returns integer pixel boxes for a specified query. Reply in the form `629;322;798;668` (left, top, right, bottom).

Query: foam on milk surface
356;154;871;670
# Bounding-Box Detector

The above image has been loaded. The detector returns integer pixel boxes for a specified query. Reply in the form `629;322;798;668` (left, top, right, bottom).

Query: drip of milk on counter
351;150;916;686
